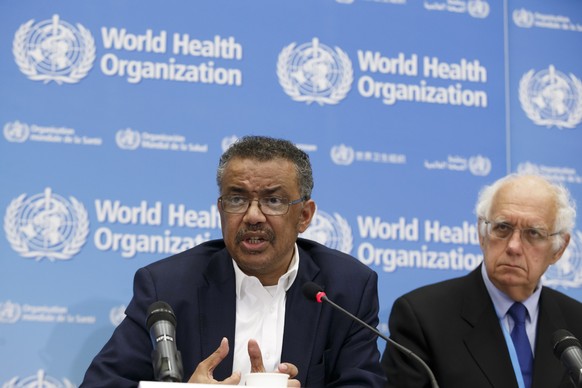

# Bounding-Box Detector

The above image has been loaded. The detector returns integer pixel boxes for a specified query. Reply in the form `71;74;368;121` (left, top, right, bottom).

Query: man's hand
247;339;266;373
187;337;241;385
247;339;301;387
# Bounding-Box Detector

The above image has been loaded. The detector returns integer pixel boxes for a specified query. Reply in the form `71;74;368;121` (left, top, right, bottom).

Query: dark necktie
508;302;533;388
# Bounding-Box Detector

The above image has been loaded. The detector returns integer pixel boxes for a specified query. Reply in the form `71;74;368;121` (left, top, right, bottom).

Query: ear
551;233;571;265
477;219;486;248
297;199;316;233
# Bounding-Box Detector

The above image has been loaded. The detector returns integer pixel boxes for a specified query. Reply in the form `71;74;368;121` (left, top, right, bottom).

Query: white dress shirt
231;244;299;384
481;263;541;353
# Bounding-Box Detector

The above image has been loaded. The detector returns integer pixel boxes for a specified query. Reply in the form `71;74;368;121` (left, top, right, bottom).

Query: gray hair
475;173;576;251
216;135;314;199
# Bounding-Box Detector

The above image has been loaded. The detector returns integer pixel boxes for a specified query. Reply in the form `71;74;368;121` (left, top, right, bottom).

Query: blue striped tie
508;302;533;388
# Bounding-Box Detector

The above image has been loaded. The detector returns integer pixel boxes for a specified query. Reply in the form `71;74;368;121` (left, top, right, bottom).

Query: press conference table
139;382;268;387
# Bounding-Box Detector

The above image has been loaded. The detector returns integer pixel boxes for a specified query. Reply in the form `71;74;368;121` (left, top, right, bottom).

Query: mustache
235;225;275;243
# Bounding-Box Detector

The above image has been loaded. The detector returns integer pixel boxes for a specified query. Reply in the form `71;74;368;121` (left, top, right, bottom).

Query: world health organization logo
544;230;582;289
516;161;541;175
221;135;239;152
277;38;353;106
468;155;491;176
0;300;21;324
467;0;490;19
512;8;534;28
4;188;89;261
109;304;127;327
116;128;141;150
330;144;355;166
13;14;95;84
300;209;353;254
519;65;582;129
4;121;30;143
3;369;75;388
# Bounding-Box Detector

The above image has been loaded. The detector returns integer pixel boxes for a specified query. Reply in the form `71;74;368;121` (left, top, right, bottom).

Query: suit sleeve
79;267;159;388
382;294;433;388
326;270;387;387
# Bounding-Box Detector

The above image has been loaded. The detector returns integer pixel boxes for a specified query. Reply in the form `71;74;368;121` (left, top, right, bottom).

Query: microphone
146;301;184;382
552;329;582;387
302;282;439;388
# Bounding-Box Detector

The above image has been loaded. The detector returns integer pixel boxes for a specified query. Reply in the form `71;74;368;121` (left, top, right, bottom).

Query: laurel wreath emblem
519;69;582;129
468;155;491;177
302;211;354;254
13;19;96;84
333;212;354;254
4;194;90;261
2;372;76;388
543;230;582;289
277;42;353;106
331;144;355;166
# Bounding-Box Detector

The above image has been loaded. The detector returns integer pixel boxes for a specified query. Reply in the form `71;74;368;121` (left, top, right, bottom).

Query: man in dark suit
81;136;385;387
382;173;582;388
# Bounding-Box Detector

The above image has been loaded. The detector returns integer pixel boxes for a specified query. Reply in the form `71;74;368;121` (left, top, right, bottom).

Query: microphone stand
320;295;439;388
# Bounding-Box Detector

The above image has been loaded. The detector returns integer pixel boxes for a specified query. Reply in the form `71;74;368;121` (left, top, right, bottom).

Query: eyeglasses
218;195;306;216
483;220;560;246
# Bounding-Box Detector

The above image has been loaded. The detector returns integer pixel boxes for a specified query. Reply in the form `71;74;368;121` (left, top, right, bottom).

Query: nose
243;199;266;223
506;228;524;251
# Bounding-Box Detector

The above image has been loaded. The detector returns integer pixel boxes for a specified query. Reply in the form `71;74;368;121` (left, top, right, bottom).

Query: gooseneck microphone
552;329;582;387
146;301;184;382
302;282;439;388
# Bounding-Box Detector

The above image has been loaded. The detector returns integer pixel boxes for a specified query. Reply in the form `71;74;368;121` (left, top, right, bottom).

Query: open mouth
245;237;266;245
238;233;271;252
236;228;274;245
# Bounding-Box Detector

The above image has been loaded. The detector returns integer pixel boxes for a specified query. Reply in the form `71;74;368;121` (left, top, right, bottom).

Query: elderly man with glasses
81;136;386;387
382;173;582;388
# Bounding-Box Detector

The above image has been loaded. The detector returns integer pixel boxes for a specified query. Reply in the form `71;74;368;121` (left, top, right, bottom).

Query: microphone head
146;301;177;330
552;329;582;358
302;282;325;302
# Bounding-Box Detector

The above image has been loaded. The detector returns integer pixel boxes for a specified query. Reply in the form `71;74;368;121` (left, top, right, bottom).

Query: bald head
476;173;576;300
476;173;575;251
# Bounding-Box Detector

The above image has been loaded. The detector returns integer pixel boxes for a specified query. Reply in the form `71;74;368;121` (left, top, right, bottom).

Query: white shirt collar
233;243;299;298
480;262;541;321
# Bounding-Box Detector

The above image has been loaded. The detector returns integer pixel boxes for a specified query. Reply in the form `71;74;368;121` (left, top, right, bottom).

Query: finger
219;370;242;385
200;337;230;376
287;379;301;387
188;337;230;383
277;362;299;379
247;339;266;373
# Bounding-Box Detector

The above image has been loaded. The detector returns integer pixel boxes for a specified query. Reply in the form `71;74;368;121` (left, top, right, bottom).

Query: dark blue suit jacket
81;238;386;387
382;265;582;388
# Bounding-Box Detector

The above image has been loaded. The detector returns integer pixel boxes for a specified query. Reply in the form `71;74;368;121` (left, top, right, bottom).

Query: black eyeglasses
218;195;306;216
483;220;560;246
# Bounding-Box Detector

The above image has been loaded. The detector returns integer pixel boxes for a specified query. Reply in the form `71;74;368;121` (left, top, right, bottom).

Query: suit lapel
532;288;568;388
461;268;519;387
281;245;321;384
198;249;237;380
460;270;571;387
